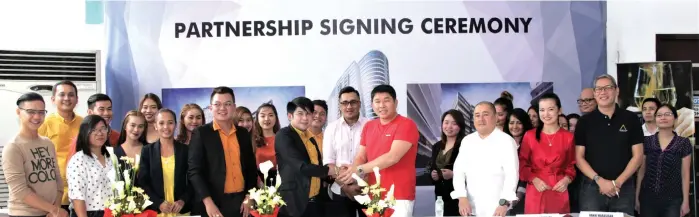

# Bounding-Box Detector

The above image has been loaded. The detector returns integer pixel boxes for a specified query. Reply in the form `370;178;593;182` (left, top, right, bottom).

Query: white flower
378;200;387;209
275;173;282;188
134;154;141;172
123;170;131;189
142;199;153;210
127;199;137;212
259;160;274;179
351;173;368;187
386;184;395;201
353;194;371;205
372;167;381;184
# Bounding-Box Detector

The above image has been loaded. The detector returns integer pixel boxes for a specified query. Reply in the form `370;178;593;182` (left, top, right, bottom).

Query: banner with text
105;1;606;214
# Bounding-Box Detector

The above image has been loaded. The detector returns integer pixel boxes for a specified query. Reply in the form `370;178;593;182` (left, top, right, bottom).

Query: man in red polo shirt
338;84;419;217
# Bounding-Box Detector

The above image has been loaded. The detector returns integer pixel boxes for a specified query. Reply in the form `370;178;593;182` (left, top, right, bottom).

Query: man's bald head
578;88;597;114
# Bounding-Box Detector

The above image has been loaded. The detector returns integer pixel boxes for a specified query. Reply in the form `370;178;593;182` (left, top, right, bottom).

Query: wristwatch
593;175;600;182
499;199;510;206
357;166;364;176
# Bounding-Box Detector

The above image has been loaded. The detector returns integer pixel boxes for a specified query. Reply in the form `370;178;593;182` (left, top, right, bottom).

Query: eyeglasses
656;112;674;118
594;85;616;93
91;127;110;135
577;98;595;104
339;100;359;107
19;108;48;116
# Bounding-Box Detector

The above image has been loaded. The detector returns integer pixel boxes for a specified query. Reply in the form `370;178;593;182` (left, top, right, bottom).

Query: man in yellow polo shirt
38;80;83;212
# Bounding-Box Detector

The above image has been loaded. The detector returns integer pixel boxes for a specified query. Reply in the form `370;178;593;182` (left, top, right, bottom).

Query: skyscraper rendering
530;82;554;106
327;50;389;121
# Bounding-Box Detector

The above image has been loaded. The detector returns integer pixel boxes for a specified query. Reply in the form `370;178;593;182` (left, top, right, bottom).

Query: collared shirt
451;129;519;217
642;123;657;136
312;132;324;153
574;106;643;179
292;126;321;198
38;112;83;205
322;117;369;195
67;151;113;211
213;121;244;193
641;133;692;200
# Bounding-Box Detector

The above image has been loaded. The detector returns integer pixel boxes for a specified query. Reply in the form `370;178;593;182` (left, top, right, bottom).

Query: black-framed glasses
577;98;595;104
339;100;359;107
18;108;48;116
594;85;616;93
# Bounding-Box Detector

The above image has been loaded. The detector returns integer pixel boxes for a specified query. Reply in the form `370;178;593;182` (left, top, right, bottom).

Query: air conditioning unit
0;49;100;208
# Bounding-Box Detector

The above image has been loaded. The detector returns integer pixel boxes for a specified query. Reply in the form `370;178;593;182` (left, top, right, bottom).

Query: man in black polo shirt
574;74;644;215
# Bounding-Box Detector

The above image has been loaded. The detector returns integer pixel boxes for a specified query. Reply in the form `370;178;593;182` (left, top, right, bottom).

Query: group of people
426;74;692;217
2;81;420;217
1;74;692;217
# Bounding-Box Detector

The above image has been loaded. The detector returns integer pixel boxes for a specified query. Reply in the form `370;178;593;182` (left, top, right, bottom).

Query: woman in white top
67;115;114;217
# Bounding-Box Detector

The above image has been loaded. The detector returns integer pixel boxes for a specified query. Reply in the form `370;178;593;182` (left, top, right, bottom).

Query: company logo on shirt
619;124;628;132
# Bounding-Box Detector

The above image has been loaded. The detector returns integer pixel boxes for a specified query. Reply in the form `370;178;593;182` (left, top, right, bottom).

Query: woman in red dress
519;93;576;214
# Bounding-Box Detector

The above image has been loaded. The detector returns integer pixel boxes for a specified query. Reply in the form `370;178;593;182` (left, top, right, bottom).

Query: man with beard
38;80;83;212
323;86;370;217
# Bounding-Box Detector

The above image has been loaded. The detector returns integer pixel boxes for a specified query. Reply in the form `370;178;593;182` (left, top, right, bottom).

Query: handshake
329;165;364;197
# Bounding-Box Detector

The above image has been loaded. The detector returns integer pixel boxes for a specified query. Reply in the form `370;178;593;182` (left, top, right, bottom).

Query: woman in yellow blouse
138;108;192;217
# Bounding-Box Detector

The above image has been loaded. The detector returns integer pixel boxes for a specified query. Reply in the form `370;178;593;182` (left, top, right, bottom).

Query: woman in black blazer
138;109;192;216
428;110;466;217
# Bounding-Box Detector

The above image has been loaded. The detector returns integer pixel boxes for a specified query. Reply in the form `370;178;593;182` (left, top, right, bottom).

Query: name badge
579;211;627;217
516;214;565;217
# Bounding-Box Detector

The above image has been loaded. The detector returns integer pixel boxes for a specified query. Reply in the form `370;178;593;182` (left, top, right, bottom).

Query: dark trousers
60;205;70;213
579;177;635;216
568;169;582;213
639;193;682;217
327;192;367;217
216;192;245;217
300;200;323;217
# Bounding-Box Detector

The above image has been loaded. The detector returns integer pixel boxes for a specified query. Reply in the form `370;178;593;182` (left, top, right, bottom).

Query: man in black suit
188;86;257;217
276;97;338;217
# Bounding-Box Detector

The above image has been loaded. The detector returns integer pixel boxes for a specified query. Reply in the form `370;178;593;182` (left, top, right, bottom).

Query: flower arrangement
104;155;156;217
246;160;286;217
352;167;396;217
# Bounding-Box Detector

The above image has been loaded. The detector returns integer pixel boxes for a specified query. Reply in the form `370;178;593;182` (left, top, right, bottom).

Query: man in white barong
451;101;520;216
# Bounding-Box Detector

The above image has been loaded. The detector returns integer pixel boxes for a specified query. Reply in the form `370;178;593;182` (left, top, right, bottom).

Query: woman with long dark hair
503;108;533;215
175;103;205;145
251;103;281;186
115;110;147;160
494;96;514;131
636;104;692;217
428;109;466;216
138;109;192;217
67;115;113;217
503;108;533;145
518;93;576;214
139;93;163;144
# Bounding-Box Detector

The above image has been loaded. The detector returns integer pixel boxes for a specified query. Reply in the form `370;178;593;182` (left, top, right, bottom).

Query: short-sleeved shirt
574;106;643;180
360;115;419;200
641;133;692;200
67;151;113;211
